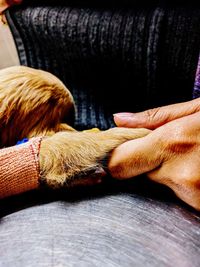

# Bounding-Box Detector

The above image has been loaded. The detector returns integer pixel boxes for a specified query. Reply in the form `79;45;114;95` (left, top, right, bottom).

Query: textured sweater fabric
0;137;42;198
6;2;200;131
1;2;199;199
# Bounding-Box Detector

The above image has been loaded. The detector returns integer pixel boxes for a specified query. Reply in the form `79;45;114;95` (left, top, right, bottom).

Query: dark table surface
0;178;200;267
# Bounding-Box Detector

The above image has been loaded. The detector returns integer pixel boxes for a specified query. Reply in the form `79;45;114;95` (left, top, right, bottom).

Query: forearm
0;137;42;198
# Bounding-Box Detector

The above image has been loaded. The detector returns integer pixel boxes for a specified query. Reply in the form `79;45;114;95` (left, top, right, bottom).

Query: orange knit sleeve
0;137;42;199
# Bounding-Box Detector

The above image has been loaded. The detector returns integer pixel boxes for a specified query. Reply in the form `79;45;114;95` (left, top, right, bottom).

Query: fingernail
113;113;142;127
113;112;135;118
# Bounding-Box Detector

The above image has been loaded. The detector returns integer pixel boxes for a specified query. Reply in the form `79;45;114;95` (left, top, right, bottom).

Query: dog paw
39;127;150;188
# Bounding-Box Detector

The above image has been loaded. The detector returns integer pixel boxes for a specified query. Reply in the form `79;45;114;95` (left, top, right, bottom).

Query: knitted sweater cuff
0;137;42;199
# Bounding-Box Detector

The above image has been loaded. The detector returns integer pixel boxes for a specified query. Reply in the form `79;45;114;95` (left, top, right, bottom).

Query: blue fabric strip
16;138;29;145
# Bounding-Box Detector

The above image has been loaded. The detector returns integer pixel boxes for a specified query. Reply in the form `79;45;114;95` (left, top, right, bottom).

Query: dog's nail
93;167;107;177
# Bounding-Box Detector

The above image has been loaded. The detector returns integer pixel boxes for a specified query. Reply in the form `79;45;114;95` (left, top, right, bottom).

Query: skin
108;98;200;211
2;0;200;210
0;66;150;194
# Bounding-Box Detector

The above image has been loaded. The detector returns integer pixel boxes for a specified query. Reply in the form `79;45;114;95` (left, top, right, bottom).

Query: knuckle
192;98;200;112
145;108;161;122
144;107;168;127
161;124;192;154
166;136;194;155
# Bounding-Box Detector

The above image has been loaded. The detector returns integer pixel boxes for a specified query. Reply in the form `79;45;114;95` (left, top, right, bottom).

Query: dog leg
39;127;151;188
28;123;76;138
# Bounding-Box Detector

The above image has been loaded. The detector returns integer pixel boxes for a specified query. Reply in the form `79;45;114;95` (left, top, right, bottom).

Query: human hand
113;98;200;130
0;0;22;14
109;106;200;211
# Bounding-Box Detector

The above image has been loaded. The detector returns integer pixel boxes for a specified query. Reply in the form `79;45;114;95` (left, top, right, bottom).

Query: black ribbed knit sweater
6;1;200;130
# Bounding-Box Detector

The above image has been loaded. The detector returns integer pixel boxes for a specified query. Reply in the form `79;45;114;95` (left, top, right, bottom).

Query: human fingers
110;110;200;180
110;111;200;210
113;98;200;129
146;111;200;210
108;133;163;179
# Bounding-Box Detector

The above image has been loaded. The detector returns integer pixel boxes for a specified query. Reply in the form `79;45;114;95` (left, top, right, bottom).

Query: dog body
0;66;150;187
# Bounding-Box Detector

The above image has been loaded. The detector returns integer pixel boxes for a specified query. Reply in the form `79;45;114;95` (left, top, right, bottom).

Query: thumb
113;98;200;129
108;134;163;179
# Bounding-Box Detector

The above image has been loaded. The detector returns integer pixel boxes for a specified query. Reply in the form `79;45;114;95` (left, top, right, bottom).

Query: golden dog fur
0;66;150;188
